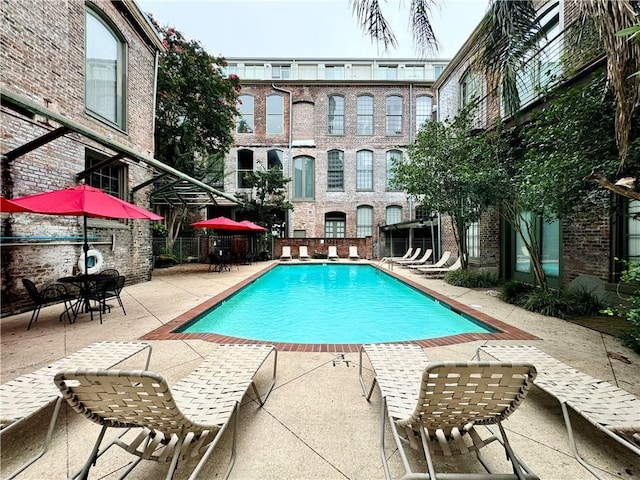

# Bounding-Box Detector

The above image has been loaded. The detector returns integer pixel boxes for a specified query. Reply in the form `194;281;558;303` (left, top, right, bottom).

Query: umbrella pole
83;214;89;313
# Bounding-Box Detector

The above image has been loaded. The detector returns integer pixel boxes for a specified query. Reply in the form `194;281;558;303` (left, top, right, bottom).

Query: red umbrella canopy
1;196;32;213
238;220;268;232
11;184;162;220
191;216;250;231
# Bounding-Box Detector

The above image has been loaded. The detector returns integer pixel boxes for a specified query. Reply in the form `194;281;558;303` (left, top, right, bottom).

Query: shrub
523;288;574;319
445;268;500;288
566;287;605;316
501;281;535;306
602;261;640;354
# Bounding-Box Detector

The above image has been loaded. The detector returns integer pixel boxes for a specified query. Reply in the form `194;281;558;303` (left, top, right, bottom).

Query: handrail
375;257;392;273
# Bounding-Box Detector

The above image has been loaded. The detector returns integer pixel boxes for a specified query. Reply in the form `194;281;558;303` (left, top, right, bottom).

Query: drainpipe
272;84;293;237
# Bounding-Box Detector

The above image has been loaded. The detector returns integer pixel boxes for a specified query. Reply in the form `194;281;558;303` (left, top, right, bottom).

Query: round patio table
58;274;113;321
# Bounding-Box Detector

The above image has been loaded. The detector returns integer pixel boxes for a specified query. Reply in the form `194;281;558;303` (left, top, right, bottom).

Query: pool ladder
375;257;392;273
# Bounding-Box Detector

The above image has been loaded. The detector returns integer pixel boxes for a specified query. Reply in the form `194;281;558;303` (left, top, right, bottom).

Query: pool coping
141;261;539;352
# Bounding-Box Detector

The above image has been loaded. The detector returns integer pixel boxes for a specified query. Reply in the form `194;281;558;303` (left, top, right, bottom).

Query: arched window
266;94;283;134
293;156;314;200
357;206;374;237
327;150;344;190
385;206;402;225
267;149;283;170
237;149;254;188
356;150;373;191
237;95;254;133
386;95;402;135
356;95;374;135
328;95;344;134
415;96;433;130
85;7;126;127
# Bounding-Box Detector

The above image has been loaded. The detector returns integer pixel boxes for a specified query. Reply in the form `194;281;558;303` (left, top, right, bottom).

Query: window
627;200;640;264
325;212;346;238
386;206;402;225
85;149;127;199
237;95;254;133
377;66;397;80
243;65;264;79
325;65;344;79
356;150;373;191
267;149;283;170
433;65;444;79
272;65;290;79
237;149;253;188
356;95;374;135
207;154;225;189
386;96;402;135
541;217;560;277
386;150;402;190
327;150;344;190
328;95;344;134
357;206;374;237
293;156;314;200
85;8;126;128
266;94;283;134
461;71;480;107
466;221;480;259
415;96;433;130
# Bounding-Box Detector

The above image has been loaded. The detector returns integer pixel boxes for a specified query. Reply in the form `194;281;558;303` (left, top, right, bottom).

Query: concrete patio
1;261;639;479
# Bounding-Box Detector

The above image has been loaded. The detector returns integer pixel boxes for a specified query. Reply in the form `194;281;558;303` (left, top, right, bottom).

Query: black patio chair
22;278;74;330
208;252;224;273
99;268;119;278
86;275;126;323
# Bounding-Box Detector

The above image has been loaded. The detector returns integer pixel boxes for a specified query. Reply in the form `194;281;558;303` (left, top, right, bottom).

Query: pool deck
1;260;639;479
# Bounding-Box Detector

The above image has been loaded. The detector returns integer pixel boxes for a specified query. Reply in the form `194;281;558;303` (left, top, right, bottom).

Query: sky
136;0;490;60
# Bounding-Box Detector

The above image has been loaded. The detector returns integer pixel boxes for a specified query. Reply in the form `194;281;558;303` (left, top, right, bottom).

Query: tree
392;105;506;269
234;166;293;250
151;21;242;251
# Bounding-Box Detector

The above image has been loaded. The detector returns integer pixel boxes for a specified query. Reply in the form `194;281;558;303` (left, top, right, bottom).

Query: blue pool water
180;264;494;343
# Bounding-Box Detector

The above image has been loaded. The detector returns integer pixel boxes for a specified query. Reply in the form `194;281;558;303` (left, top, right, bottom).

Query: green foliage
602;260;640;353
152;223;168;238
234;167;293;233
500;281;535;306
522;288;574;319
152;22;241;178
445;268;500;288
521;73;620;219
566;287;605;317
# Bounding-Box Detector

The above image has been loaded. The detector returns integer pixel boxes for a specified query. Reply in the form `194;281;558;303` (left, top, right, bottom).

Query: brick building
217;58;448;259
433;0;639;295
0;0;233;317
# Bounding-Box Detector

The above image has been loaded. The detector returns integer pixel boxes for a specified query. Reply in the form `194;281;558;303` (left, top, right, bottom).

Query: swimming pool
178;264;495;344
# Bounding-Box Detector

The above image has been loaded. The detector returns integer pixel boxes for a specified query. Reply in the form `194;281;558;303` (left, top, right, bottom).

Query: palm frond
349;0;398;51
580;1;640;165
410;0;440;58
474;0;540;114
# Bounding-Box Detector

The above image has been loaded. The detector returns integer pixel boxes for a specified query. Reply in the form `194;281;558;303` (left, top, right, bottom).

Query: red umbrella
238;220;268;232
11;184;163;289
191;216;250;231
1;196;32;213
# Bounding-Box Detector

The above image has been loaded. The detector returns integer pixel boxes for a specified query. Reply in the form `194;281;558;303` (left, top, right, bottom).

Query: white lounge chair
409;250;452;271
327;245;339;260
478;344;640;479
359;343;539;480
55;344;277;480
280;245;291;260
396;248;432;267
417;256;462;276
299;245;310;260
348;246;360;260
390;247;413;262
392;247;421;265
1;342;152;480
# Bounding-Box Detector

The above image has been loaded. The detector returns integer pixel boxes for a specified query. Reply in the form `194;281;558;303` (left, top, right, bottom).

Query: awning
1;88;239;208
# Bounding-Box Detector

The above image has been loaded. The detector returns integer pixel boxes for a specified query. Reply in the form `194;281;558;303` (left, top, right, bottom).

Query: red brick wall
1;0;158;317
